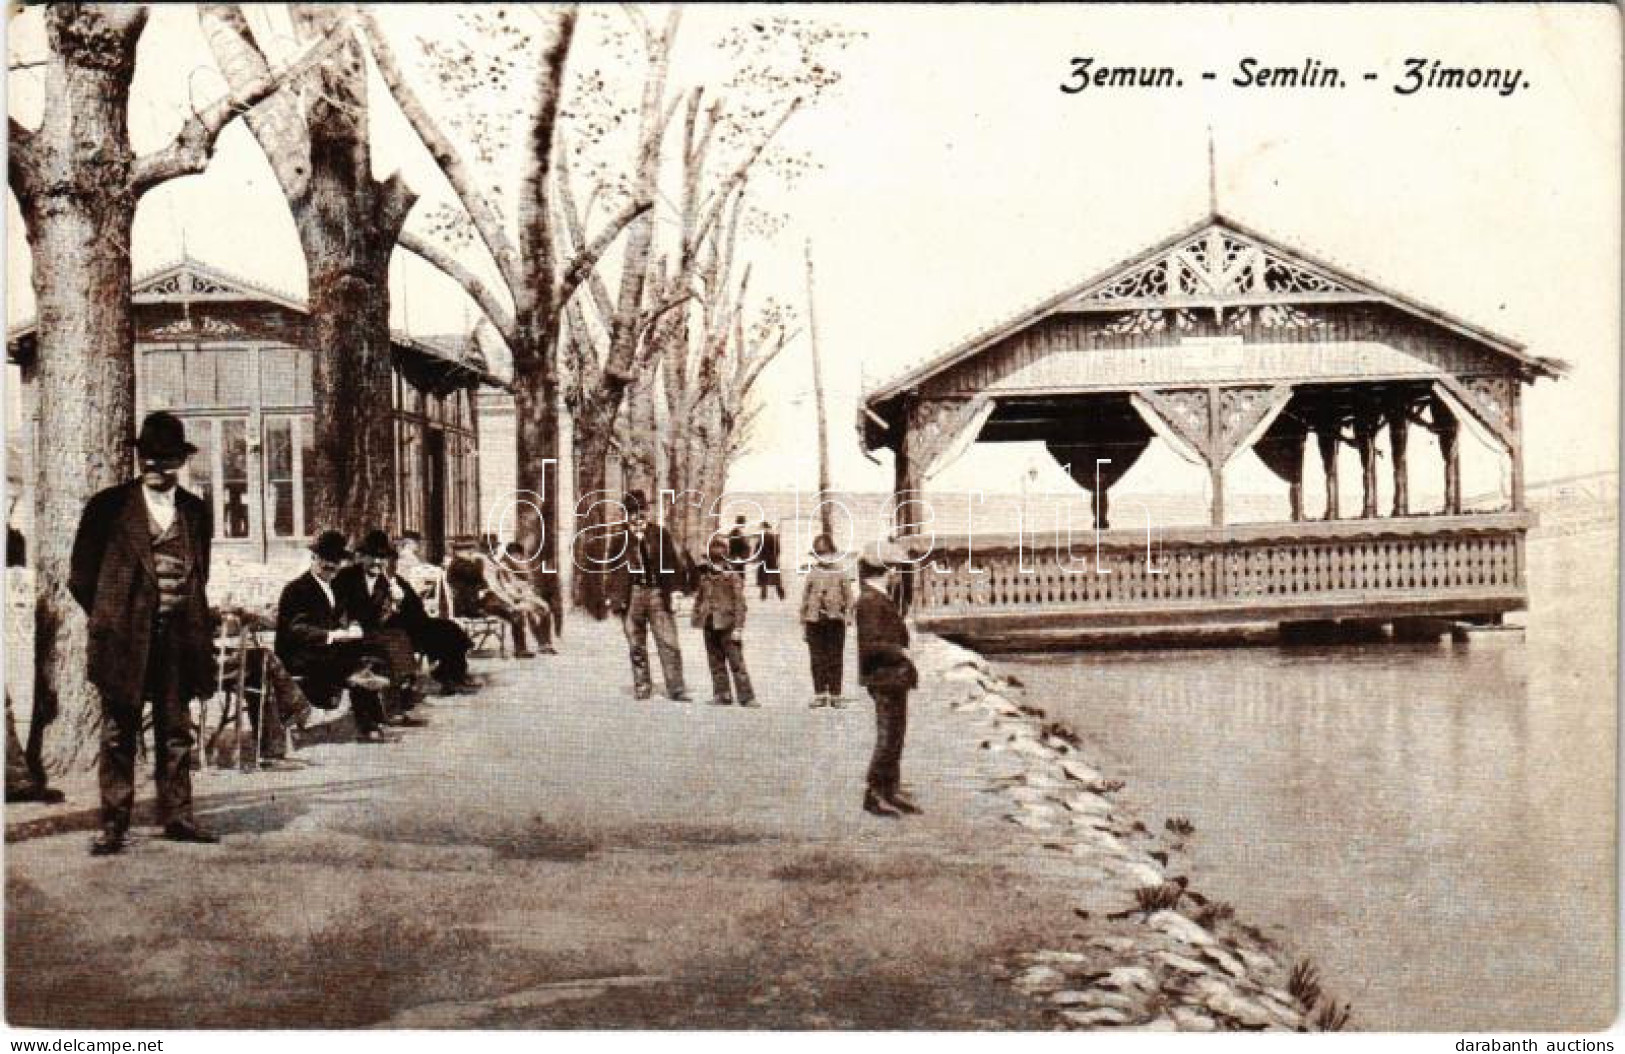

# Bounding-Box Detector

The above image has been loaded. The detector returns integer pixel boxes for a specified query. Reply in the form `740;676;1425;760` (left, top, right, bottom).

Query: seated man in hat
274;531;393;743
495;541;556;654
333;530;431;726
444;537;550;658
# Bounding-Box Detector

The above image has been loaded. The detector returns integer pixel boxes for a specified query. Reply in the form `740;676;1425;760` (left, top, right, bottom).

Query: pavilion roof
6;257;509;391
862;212;1566;410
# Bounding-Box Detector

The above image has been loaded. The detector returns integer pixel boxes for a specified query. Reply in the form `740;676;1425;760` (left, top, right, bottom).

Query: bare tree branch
197;3;315;203
741;325;795;395
688;97;801;252
398;229;518;341
553;158;617;324
555;197;652;315
131;11;352;193
638;292;693;336
360;3;523;293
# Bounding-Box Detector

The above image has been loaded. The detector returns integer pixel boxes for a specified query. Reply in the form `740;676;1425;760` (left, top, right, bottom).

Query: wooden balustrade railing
903;513;1530;619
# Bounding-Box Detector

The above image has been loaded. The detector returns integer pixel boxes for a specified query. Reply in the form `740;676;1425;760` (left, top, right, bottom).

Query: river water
998;527;1617;1031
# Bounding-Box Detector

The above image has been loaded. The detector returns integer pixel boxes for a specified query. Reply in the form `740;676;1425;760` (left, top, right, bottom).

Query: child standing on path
692;537;756;707
800;533;852;709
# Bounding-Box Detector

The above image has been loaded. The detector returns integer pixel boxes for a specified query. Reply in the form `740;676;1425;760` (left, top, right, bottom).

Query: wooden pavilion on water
859;214;1564;645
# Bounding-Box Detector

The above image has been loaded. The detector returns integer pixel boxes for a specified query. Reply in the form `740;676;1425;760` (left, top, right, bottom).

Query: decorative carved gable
134;266;250;300
1071;224;1352;308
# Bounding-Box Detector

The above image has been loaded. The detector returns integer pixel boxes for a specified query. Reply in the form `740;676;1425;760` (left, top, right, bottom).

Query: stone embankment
926;636;1348;1032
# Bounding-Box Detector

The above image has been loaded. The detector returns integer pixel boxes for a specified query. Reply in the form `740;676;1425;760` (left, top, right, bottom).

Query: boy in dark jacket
854;547;920;818
692;538;755;707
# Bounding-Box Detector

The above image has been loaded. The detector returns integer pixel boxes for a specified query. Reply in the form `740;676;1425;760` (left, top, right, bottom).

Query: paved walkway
6;597;1091;1028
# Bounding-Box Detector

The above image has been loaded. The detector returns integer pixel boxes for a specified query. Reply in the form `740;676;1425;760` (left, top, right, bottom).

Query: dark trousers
622;585;685;697
758;570;785;600
865;686;909;797
701;625;754;704
243;650;311;760
805;619;846;695
481;594;551;652
289;640;387;733
413;617;472;683
98;616;194;831
367;627;421;715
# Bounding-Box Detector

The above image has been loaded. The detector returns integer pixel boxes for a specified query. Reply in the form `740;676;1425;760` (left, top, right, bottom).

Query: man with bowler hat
603;491;690;702
854;543;921;819
69;411;218;854
274;531;392;742
333;529;432;726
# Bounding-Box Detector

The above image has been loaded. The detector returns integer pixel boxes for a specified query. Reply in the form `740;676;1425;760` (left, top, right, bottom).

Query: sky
6;3;1620;498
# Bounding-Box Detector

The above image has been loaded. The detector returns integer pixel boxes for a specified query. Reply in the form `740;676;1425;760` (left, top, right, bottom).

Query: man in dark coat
332;530;430;727
755;521;785;600
726;515;753;573
69;412;218;854
854;546;920;819
602;491;689;701
274;531;391;743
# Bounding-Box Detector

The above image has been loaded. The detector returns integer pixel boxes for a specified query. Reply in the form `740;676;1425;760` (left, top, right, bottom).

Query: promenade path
6;595;1095;1029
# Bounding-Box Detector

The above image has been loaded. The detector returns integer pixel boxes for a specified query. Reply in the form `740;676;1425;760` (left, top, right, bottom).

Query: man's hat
857;539;908;576
308;530;351;562
449;535;479;551
624;490;649;515
355;529;397;559
397;529;423;544
810;533;838;557
134;411;198;460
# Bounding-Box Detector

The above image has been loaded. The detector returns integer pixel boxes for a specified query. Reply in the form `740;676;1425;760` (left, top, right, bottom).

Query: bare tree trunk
290;6;411;537
571;402;617;617
14;8;147;773
201;4;414;538
623;365;660;499
10;4;348;771
303;243;402;537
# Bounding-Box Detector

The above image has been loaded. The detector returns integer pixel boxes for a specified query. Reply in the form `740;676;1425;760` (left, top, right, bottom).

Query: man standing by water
69;412;219;854
854;546;920;819
604;491;689;702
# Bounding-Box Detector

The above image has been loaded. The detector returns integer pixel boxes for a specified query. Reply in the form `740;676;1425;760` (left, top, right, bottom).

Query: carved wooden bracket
1137;384;1293;467
1214;384;1292;464
902;395;992;481
1136;388;1213;462
1436;374;1516;450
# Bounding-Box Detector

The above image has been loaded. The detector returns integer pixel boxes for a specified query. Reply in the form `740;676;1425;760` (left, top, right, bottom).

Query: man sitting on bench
274;531;392;744
333;530;431;727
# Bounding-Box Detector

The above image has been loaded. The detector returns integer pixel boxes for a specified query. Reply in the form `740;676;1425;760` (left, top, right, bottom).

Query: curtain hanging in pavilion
1044;433;1153;493
1253;406;1310;486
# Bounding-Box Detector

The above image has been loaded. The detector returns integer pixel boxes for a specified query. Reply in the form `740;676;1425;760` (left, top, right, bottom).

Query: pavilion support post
892;442;918;537
1287;428;1306;522
1387;397;1410;518
1315;422;1340;520
1207;386;1224;527
1509;384;1525;512
1429;394;1462;515
1092;486;1109;532
1442;425;1462;514
1355;409;1380;519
